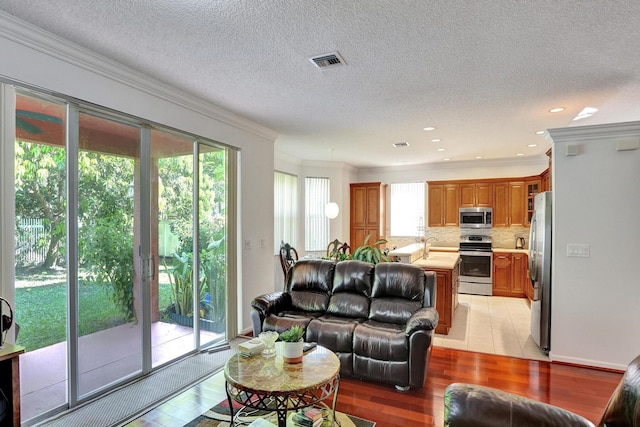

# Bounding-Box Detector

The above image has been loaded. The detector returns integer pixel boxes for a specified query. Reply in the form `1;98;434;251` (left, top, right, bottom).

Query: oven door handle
459;251;492;256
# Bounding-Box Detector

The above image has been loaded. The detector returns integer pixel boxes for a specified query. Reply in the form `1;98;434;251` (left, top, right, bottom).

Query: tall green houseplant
351;234;389;264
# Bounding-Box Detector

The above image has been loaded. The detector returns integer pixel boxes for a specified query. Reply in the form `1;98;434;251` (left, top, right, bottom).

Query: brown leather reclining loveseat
250;259;438;390
444;353;640;426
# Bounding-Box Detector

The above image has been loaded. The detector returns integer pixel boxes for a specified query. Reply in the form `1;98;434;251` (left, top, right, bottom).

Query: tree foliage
15;139;228;325
15;142;67;269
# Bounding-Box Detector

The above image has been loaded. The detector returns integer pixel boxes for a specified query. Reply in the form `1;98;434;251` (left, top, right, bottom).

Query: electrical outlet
567;243;590;257
244;239;252;250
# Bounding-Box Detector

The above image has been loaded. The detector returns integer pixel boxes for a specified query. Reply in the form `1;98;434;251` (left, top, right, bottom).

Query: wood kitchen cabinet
508;181;526;227
492;182;509;227
425;262;459;335
428;183;459;227
493;251;527;298
494;181;526;228
459;183;492;208
429;174;546;228
350;182;386;248
540;168;550;192
525;179;541;225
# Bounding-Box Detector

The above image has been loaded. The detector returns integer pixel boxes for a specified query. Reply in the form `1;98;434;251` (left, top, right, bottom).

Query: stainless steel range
458;232;493;295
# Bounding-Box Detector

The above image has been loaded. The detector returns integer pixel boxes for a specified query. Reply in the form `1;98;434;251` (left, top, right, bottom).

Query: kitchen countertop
492;248;528;254
412;251;460;270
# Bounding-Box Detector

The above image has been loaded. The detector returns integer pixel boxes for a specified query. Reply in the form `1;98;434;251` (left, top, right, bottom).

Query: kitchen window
390;182;425;237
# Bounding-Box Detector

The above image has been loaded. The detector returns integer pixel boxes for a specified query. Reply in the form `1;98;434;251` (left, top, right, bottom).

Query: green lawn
15;279;174;352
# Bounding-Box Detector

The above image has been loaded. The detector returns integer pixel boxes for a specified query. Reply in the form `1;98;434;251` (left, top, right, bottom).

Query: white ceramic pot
283;340;304;363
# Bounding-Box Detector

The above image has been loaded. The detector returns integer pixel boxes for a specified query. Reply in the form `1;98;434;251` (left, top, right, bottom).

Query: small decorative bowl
258;330;279;358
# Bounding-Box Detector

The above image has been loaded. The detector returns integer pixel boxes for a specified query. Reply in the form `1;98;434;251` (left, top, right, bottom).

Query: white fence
16;218;48;265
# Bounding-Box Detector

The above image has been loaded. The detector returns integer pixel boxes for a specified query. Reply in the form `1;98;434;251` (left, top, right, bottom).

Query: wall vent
393;142;410;148
309;52;346;70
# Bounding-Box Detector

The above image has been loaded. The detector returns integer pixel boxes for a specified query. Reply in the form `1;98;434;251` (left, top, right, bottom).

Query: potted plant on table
279;325;305;364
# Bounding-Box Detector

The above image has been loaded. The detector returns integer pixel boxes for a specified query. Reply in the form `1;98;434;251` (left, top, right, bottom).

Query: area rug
184;397;375;427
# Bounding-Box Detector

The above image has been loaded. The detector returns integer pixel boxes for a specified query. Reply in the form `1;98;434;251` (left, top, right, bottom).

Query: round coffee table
224;342;340;427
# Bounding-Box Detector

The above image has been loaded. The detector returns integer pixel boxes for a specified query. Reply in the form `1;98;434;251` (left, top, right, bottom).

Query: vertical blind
390;182;425;237
305;177;330;251
274;171;297;254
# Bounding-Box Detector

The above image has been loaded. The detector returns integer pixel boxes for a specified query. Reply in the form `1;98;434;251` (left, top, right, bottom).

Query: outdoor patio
19;320;222;423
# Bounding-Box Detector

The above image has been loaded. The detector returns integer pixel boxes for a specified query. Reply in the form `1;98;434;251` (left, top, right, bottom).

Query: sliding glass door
14;91;69;419
7;86;233;424
76;111;143;397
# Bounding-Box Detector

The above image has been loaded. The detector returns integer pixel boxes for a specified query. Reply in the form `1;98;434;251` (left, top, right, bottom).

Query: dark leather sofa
251;259;438;390
444;353;640;426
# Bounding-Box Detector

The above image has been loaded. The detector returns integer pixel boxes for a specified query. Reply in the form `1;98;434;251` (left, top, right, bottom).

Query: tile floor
434;294;549;361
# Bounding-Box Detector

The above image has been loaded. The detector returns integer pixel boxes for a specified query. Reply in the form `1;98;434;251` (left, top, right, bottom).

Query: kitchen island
389;245;460;335
414;251;460;335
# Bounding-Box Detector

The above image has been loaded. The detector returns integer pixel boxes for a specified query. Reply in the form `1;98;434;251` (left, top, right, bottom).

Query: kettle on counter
515;236;525;249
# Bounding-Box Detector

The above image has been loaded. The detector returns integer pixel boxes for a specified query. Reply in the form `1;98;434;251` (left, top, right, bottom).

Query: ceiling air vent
309;52;346;70
393;142;410;148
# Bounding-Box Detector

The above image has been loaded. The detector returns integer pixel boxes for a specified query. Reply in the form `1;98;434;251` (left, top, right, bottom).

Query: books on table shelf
238;337;265;357
291;408;323;427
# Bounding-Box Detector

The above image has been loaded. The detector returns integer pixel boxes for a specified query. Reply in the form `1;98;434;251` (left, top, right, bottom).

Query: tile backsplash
386;226;529;251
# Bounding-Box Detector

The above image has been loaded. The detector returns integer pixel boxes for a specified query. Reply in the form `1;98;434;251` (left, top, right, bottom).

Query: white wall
0;12;277;335
549;122;640;370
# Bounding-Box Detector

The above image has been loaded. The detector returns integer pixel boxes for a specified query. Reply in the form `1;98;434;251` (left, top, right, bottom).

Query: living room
0;2;639;426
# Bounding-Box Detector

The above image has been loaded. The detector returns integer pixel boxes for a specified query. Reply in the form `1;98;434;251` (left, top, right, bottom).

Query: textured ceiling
2;1;640;167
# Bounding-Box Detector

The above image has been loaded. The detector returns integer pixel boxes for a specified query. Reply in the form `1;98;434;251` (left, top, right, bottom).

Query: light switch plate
567;243;590;257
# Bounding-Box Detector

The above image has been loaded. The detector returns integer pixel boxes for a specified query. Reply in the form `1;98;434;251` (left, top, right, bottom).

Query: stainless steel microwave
460;207;492;228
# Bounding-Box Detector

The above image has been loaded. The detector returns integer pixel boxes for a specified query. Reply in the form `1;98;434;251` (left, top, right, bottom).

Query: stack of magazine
238;338;265;357
291;407;323;427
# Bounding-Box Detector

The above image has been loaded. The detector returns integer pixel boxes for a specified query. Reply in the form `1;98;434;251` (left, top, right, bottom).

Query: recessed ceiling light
423;126;436;131
431;138;441;142
535;130;545;135
475;156;483;159
437;148;446;152
528;144;537;148
549;107;565;113
516;153;525;157
443;158;450;161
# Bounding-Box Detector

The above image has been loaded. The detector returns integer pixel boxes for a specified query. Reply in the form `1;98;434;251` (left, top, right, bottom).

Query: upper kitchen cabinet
540;148;552;192
459;182;493;208
494;181;526;227
429;173;546;228
428;183;459;227
540;169;550;192
525;178;541;225
350;182;386;248
492;182;509;227
508;181;526;227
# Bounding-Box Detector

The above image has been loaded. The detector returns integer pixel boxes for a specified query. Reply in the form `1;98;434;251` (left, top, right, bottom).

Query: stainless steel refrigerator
528;191;552;353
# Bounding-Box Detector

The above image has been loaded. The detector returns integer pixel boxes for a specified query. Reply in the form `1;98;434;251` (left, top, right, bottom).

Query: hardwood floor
130;346;623;427
335;347;623;426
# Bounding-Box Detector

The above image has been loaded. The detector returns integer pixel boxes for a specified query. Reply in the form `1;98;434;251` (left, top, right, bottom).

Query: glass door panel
151;129;196;366
14;92;69;421
76;111;142;397
198;144;227;345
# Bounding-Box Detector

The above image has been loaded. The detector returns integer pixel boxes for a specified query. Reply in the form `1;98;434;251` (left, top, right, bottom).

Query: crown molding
359;154;549;175
546;121;640;143
0;11;278;142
